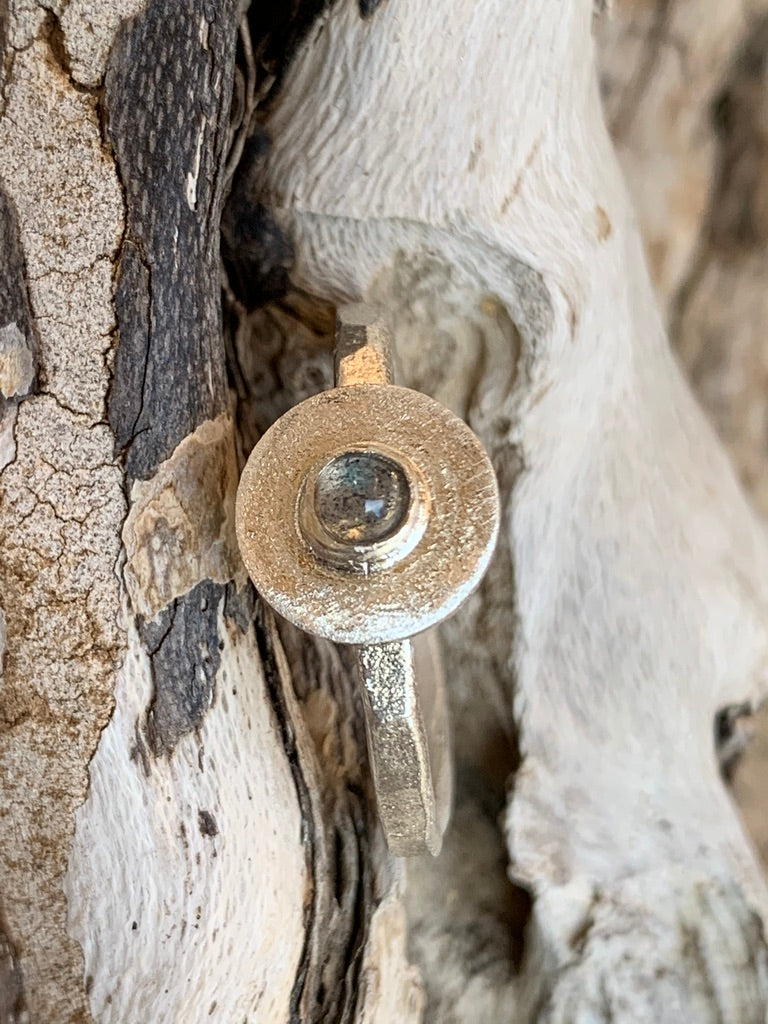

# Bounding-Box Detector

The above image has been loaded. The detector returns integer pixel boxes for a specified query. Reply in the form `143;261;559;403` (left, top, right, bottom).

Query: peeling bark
106;0;237;484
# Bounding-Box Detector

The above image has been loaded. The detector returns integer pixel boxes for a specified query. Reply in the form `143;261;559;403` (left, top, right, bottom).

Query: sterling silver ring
236;304;500;855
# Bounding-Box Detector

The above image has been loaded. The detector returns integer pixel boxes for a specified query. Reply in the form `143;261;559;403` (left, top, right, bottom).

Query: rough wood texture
107;0;236;484
597;0;768;865
0;5;130;1017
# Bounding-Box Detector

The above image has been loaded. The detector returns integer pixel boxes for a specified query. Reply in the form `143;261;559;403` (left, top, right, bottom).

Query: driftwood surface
0;1;767;1023
596;0;768;868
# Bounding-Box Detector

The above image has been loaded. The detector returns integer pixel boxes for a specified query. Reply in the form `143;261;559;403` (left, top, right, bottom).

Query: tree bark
1;2;768;1023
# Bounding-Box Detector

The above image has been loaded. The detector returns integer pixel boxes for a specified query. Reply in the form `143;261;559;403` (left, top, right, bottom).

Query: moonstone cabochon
313;449;412;545
235;384;500;645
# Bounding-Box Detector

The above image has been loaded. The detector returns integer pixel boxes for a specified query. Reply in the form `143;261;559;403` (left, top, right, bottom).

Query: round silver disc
235;384;500;645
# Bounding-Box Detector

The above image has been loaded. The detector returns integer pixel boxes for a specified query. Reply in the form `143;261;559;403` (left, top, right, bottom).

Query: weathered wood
1;0;768;1021
107;0;237;484
597;0;768;861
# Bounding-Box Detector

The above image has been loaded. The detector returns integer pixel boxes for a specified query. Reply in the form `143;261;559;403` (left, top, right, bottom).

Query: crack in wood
253;608;317;1024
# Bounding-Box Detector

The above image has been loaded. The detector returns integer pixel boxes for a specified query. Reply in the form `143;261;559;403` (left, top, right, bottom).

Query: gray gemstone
314;450;411;545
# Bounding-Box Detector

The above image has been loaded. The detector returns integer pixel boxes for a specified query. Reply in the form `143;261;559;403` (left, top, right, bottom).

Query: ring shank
356;631;452;856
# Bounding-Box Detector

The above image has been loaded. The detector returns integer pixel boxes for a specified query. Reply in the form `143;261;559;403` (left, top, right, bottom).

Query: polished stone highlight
313;450;411;545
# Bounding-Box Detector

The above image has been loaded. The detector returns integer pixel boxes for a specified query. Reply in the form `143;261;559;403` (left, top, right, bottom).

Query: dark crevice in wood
247;1;336;108
221;129;295;311
244;0;398;106
715;701;754;782
253;607;317;1024
0;182;38;400
0;906;26;1024
358;0;386;17
276;625;380;1024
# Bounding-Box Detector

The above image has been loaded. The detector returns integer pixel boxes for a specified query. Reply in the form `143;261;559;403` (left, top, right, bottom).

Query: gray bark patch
140;579;227;756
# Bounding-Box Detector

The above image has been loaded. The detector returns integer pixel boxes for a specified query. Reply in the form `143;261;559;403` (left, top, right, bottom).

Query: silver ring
235;304;499;855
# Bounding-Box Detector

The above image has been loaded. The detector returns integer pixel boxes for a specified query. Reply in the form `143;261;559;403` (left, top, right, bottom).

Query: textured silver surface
235;384;499;644
357;632;452;855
